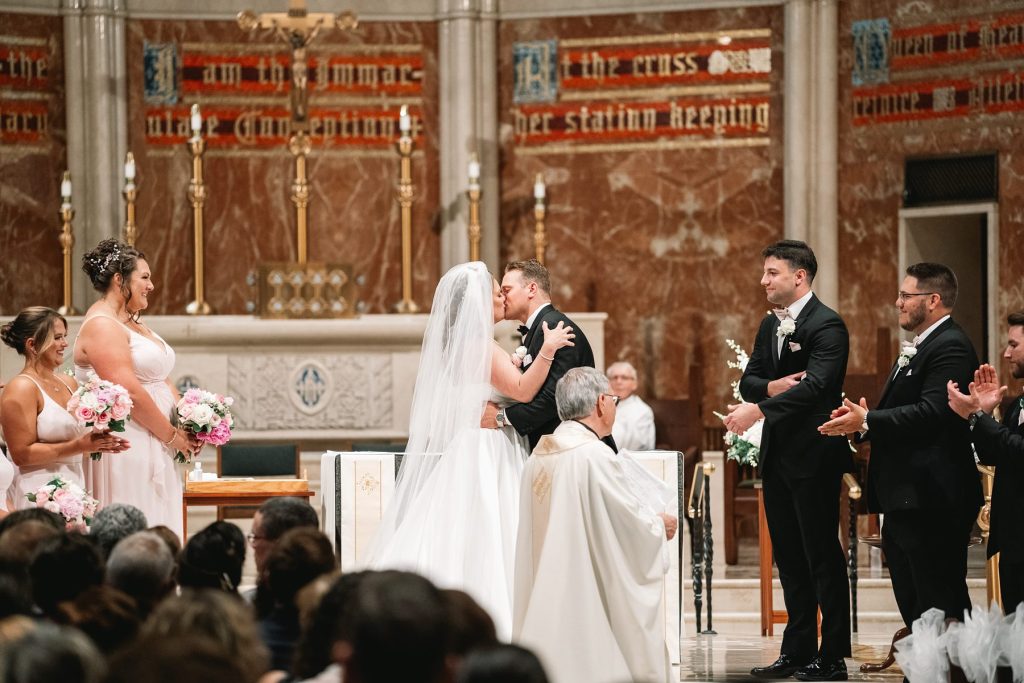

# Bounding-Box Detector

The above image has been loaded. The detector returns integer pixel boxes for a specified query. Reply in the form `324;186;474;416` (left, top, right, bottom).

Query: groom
481;259;595;449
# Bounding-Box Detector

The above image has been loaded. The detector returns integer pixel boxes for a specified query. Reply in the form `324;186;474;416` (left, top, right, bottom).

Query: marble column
476;0;500;272
811;0;838;306
63;0;127;308
783;0;811;245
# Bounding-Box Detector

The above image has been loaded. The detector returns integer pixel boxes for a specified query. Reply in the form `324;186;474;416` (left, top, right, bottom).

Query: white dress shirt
612;394;656;451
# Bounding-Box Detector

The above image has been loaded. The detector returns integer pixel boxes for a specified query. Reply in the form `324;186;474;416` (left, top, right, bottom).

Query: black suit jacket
864;318;982;516
972;396;1024;561
739;294;852;479
505;305;595;449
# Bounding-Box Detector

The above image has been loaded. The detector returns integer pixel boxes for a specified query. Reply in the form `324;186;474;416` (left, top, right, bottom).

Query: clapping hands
947;364;1007;419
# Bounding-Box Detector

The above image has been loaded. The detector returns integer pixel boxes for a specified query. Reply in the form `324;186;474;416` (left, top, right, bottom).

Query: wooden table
182;480;314;538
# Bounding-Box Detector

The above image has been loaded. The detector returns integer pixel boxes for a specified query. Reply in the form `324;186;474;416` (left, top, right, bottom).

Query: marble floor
677;633;904;681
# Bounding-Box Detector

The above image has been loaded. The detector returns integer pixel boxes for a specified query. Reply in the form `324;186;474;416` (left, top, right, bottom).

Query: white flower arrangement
715;339;762;467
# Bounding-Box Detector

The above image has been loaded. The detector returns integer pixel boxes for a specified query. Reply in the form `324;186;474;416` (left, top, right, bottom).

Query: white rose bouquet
27;477;100;531
714;338;763;467
66;371;133;461
174;388;235;464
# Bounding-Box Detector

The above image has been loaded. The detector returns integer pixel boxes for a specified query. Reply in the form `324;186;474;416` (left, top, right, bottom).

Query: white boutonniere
776;318;796;339
512;346;532;368
896;343;917;369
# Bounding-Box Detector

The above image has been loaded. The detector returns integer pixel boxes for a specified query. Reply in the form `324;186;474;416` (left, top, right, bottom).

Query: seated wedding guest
606;361;655;451
291;572;370;683
255;528;336;672
0;622;106;683
90;503;147;558
147;524;182;557
442;588;499;662
178;521;246;594
513;367;675;683
0;520;61;616
0;507;64;536
106;531;176;620
456;644;550;683
331;570;448;683
1;307;128;512
251;498;319;576
30;533;105;620
142;588;270;682
54;584;140;656
106;636;253;683
947;312;1024;613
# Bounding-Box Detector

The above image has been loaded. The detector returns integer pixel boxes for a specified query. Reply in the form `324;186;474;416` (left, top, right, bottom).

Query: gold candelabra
467;154;481;262
186;104;212;315
123;152;138;246
978;464;1001;608
57;171;78;315
533;173;547;265
290;132;312;265
393;106;419;313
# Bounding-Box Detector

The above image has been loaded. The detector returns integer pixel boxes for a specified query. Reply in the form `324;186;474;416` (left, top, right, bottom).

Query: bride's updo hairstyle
0;306;67;357
82;239;147;313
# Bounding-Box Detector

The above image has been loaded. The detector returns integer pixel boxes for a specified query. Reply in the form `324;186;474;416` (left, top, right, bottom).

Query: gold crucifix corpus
238;0;358;264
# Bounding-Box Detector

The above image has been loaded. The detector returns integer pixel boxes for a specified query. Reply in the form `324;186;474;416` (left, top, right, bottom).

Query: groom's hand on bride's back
480;401;499;429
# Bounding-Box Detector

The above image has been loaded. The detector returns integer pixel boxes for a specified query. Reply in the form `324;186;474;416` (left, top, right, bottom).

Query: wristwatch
495;409;507;428
968;409;985;431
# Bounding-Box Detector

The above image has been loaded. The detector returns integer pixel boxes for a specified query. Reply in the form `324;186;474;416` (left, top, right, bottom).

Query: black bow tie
517;325;530;337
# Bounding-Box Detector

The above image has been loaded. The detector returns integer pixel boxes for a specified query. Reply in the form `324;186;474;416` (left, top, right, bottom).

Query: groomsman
820;263;981;628
725;240;852;681
946;312;1024;612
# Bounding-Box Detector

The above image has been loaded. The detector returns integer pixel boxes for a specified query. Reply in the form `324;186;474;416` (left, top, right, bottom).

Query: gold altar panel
837;0;1024;374
125;19;440;316
0;13;66;315
498;6;785;416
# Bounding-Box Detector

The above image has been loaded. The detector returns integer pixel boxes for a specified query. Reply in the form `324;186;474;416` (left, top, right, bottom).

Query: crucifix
238;0;358;265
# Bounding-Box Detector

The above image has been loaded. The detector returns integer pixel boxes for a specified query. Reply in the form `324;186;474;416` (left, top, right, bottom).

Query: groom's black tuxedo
739;293;852;661
861;317;980;625
505;304;594;450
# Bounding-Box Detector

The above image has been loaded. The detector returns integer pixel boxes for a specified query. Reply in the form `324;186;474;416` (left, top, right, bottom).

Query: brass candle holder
393;106;419;314
186;105;212;315
57;172;79;316
467;155;482;263
978;464;1000;608
290;132;312;265
123;152;138;246
533;173;547;265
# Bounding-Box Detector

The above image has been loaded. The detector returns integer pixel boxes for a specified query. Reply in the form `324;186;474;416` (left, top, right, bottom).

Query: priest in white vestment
512;367;675;683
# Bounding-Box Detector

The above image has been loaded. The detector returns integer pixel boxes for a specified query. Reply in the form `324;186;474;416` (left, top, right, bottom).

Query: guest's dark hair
0;508;64;537
456;644;550;683
762;240;817;282
106;636;253;683
147;525;183;560
257;528;335;616
441;589;498;657
257;497;319;542
292;572;370;679
0;622;106;683
906;262;958;308
504;259;551;295
54;585;140;656
178;521;246;593
334;570;448;683
0;307;67;357
0;571;33;619
90;503;148;558
1007;311;1024;329
81;238;146;312
30;533;105;618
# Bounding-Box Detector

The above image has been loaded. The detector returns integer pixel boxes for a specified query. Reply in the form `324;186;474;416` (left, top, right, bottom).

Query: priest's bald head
556;367;617;438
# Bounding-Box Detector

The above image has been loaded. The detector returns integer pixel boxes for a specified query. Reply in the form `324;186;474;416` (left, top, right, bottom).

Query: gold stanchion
290;132;312;265
123;152;138;246
533;173;546;265
978;464;1001;608
467;154;481;262
57;171;78;316
393;105;419;313
186;104;212;315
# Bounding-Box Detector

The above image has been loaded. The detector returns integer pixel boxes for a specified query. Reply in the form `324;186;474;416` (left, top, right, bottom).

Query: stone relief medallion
289;361;333;415
358;473;380;495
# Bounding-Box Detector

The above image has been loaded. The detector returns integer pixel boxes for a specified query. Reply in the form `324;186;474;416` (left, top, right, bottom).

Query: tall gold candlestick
393;106;419;313
57;171;79;315
123;152;138;246
186;107;212;315
533;173;547;265
978;464;1001;608
290;132;312;265
467;156;482;262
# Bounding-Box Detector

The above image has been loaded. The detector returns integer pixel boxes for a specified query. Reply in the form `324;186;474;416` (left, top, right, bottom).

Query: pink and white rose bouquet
174;388;235;463
66;371;133;461
26;477;100;531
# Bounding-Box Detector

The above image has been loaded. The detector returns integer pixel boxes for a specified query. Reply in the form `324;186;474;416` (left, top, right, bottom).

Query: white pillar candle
61;172;72;201
124;153;136;181
468;156;480;182
534;174;546;200
191;103;203;134
399;105;411;133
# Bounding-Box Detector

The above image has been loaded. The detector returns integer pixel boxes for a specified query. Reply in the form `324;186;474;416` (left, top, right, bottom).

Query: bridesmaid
0;307;128;510
74;239;197;536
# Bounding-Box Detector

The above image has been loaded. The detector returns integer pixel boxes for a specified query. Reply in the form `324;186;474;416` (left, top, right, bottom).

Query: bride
364;261;574;638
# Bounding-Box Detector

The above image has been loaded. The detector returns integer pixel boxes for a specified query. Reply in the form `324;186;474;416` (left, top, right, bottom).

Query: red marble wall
838;0;1024;376
125;19;440;315
0;14;66;314
498;6;786;416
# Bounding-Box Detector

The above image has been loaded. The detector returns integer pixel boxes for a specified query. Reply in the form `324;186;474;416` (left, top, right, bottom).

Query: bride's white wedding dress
362;262;527;640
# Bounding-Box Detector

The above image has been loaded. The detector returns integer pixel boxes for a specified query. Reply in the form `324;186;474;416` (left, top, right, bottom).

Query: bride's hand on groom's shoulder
541;321;575;355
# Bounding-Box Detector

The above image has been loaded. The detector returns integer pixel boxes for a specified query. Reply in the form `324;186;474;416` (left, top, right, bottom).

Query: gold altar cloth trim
182;42;423;54
559;82;771;102
561;29;772;48
516;136;770;155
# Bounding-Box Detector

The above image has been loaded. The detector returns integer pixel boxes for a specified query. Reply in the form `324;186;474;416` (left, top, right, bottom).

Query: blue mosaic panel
293;364;328;411
852;19;890;86
513;40;558;104
144;41;180;105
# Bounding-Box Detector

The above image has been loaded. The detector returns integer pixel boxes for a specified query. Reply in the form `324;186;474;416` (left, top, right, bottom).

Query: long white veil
365;261;495;557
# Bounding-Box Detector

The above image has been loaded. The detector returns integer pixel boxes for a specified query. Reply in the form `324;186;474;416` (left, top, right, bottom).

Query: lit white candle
60;171;72;201
399;105;411;133
468;155;480;182
124;152;136;181
534;174;546;200
190;103;203;134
